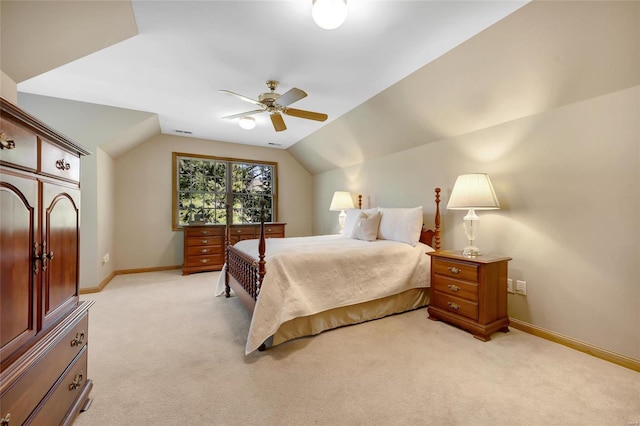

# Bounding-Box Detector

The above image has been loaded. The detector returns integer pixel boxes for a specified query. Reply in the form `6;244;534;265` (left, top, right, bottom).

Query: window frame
172;152;278;230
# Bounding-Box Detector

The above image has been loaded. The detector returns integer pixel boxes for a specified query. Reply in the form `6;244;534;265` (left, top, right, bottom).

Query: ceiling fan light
238;116;256;130
312;0;347;30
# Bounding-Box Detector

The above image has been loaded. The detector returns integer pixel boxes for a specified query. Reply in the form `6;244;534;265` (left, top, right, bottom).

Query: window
172;153;277;229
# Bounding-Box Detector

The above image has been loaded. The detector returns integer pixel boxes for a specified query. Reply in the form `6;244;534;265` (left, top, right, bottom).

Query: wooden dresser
182;223;286;275
427;250;512;341
0;97;94;424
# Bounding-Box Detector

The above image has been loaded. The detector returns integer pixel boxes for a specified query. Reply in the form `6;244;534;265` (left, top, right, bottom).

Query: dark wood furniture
224;188;442;346
0;97;93;424
427;250;512;341
182;223;285;275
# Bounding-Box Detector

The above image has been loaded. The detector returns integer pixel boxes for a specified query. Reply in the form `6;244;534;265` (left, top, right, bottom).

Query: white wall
300;2;640;360
97;148;115;282
313;86;639;360
114;133;313;270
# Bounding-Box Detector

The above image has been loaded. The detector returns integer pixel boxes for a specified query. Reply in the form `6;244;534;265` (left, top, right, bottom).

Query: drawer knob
447;284;461;292
447;302;460;310
448;266;461;274
200;248;209;253
201;239;208;244
69;371;84;391
55;159;71;171
70;330;85;347
1;413;10;426
267;228;272;232
0;132;15;150
200;259;210;263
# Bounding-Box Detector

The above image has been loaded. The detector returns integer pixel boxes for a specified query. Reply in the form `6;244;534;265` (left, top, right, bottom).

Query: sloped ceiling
0;0;138;83
290;1;640;174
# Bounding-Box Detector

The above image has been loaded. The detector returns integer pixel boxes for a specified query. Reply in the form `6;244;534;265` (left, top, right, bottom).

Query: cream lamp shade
447;174;500;256
329;191;354;233
312;0;348;30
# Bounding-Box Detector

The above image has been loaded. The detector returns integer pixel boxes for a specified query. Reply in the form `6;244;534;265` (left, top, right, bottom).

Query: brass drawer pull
1;413;11;426
447;266;461;274
71;331;85;347
200;230;209;235
55;159;71;170
200;259;210;263
237;230;242;233
267;228;272;232
447;302;460;310
200;248;209;253
69;371;84;391
0;132;15;150
201;239;208;244
447;284;461;292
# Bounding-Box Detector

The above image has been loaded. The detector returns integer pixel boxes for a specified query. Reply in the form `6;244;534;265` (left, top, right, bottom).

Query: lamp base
462;245;480;257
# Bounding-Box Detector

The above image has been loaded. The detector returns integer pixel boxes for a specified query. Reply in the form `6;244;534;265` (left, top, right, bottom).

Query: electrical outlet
507;278;514;294
103;253;110;264
516;280;527;295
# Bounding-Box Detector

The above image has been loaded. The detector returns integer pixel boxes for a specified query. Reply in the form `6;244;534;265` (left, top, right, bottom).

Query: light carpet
75;270;639;425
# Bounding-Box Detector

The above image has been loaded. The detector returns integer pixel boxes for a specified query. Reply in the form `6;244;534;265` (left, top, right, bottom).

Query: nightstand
427;250;512;341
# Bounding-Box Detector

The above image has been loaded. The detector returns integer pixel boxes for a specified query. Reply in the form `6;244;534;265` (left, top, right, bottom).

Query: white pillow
377;206;423;246
341;208;378;236
351;211;381;242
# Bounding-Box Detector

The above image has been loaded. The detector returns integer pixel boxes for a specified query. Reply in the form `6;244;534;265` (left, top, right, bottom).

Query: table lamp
447;174;500;256
329;191;354;233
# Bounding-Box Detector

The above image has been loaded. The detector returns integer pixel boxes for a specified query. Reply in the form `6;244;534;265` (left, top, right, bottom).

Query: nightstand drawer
432;258;478;282
432;291;478;321
432;275;478;302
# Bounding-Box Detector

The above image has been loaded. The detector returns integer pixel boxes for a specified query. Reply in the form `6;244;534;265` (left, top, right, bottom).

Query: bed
219;188;442;354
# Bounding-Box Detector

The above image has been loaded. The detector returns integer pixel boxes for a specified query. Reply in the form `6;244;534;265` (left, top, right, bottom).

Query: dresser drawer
184;227;223;238
230;226;256;237
432;258;478;282
39;139;81;182
0;313;88;425
186;245;223;256
184;254;224;268
264;224;285;237
0;116;38;170
186;235;224;247
432;275;478;302
432;291;478;321
28;347;88;425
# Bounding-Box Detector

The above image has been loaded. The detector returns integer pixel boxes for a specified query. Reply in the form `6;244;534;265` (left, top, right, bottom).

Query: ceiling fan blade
270;113;287;132
219;89;262;107
222;109;264;120
275;88;307;107
284;108;328;122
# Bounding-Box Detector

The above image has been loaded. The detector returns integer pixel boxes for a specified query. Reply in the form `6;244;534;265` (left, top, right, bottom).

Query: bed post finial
358;194;362;209
434;188;441;251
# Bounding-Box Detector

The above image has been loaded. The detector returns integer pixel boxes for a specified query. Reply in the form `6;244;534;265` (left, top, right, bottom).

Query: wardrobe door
0;171;38;364
40;180;80;330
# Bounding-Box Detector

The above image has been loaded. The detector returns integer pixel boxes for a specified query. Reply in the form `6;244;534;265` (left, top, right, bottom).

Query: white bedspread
216;235;433;354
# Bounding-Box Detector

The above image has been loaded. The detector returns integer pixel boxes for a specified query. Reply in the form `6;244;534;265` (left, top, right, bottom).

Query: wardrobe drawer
28;347;88;425
0;116;38;170
432;275;478;302
432;258;478;282
39;139;80;182
0;313;88;425
432;291;478;322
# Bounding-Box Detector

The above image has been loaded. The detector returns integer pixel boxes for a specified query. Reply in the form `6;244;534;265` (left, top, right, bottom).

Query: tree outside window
173;153;277;229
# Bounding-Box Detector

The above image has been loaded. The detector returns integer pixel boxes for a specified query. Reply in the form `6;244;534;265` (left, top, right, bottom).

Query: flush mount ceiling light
238;116;256;130
312;0;348;30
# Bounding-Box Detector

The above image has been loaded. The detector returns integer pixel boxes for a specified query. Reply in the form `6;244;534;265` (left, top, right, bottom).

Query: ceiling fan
219;80;328;132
